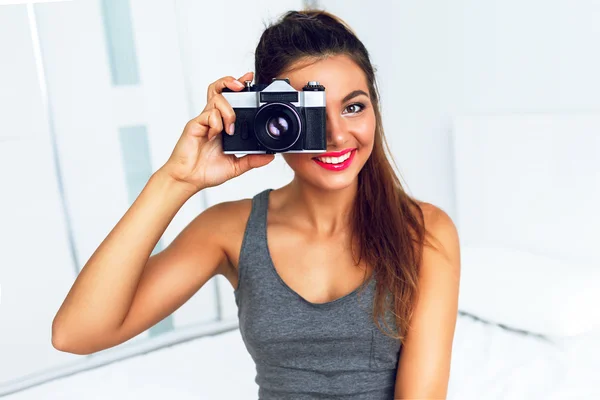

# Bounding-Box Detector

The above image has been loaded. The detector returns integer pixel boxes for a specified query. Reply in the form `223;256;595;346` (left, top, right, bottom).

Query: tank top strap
237;188;273;280
251;188;272;236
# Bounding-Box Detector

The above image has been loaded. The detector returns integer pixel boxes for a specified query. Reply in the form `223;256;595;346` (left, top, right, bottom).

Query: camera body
221;78;327;154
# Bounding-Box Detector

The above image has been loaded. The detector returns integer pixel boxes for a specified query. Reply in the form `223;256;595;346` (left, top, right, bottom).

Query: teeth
316;151;352;164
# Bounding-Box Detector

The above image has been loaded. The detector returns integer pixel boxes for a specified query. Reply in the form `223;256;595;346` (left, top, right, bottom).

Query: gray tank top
234;188;402;399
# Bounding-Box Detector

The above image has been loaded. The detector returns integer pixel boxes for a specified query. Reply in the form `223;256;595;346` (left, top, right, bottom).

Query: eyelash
343;102;366;115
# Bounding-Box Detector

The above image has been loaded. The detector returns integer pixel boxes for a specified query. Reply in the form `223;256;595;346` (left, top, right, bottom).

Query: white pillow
458;246;600;337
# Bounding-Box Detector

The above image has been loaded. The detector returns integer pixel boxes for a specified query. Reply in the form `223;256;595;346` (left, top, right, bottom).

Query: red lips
313;148;355;158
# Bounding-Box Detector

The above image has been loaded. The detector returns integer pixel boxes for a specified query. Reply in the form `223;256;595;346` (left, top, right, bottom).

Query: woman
51;9;460;400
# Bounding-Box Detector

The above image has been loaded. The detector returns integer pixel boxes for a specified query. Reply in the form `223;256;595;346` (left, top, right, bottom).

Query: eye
343;102;365;115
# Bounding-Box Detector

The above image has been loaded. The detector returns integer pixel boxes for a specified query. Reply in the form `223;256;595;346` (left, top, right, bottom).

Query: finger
184;118;208;139
233;153;275;176
236;71;254;85
208;94;236;135
206;75;245;103
190;108;222;140
205;108;224;141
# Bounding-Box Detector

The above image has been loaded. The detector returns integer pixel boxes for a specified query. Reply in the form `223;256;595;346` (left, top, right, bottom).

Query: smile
312;148;357;171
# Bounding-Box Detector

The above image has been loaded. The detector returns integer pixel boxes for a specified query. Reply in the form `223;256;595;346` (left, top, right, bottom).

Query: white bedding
6;313;600;400
448;312;600;400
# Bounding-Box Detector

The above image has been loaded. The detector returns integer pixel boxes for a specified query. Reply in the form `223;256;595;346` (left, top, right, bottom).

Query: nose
325;113;349;148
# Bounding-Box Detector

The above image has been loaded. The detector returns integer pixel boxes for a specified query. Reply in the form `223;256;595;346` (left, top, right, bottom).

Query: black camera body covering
221;78;327;154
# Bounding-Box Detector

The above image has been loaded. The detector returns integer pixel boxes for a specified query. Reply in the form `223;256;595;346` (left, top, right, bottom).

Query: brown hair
254;9;437;343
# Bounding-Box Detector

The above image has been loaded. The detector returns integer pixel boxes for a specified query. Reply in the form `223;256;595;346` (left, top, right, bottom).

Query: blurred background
1;0;599;399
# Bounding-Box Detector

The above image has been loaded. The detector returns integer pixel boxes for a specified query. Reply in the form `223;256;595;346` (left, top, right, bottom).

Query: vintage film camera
221;78;327;154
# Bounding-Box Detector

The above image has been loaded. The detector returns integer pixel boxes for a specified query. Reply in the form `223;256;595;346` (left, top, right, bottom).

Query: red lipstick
314;148;354;158
312;148;357;171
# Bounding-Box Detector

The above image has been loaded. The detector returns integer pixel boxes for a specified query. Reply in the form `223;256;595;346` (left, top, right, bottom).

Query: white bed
449;312;600;399
6;114;600;399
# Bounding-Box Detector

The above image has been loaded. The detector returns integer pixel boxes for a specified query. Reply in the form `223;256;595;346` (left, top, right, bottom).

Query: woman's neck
281;177;358;237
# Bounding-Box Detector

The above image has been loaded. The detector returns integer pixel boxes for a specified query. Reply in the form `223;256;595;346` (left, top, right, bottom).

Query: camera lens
254;102;302;152
266;115;291;139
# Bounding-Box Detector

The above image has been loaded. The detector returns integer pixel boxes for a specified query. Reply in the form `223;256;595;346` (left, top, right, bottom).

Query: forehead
280;54;369;99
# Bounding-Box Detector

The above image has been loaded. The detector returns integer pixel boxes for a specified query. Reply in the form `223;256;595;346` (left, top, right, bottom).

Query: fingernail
229;123;235;135
233;80;244;88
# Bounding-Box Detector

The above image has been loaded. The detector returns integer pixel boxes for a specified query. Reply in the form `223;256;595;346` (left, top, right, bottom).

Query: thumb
233;153;275;176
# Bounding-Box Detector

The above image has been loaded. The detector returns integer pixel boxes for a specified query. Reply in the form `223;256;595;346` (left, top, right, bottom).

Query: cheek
361;124;376;145
354;114;376;148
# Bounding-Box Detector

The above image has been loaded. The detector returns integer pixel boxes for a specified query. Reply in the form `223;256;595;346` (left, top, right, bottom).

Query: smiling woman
239;10;460;398
51;7;459;400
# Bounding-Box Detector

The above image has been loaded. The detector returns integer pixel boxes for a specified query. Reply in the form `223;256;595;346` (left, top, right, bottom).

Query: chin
308;174;357;191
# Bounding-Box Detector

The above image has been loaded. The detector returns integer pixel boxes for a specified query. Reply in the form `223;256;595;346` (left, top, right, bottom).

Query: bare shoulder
415;201;460;265
412;200;455;231
193;196;254;277
199;196;254;237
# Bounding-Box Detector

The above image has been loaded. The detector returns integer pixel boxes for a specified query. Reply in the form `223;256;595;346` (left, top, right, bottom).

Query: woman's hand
160;71;275;193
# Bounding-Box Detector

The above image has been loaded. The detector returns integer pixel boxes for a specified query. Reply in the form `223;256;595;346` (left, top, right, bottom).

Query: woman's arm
51;169;227;355
394;204;461;399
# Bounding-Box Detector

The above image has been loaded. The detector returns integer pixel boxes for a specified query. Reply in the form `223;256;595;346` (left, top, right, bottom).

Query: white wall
0;3;81;384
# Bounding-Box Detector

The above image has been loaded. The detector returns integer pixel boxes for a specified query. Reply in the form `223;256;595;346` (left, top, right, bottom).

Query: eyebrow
341;89;369;103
